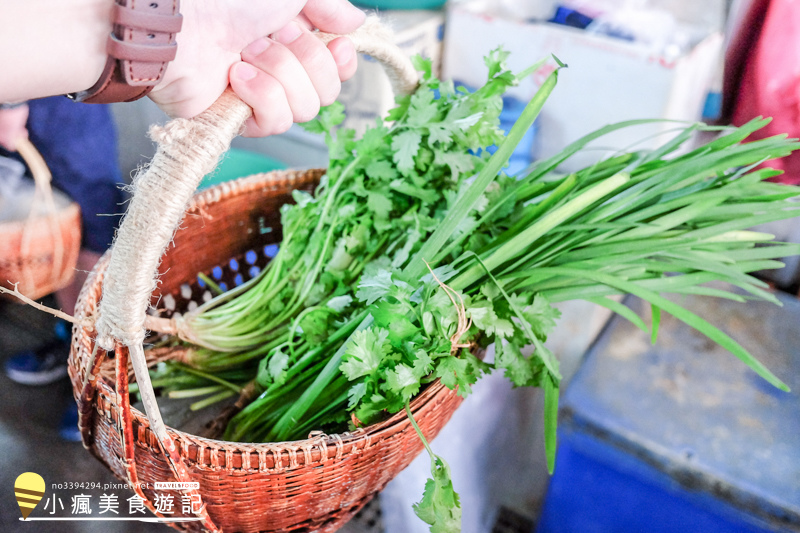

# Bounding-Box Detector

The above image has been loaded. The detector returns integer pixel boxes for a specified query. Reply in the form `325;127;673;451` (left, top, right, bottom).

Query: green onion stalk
148;54;800;472
252;117;800;457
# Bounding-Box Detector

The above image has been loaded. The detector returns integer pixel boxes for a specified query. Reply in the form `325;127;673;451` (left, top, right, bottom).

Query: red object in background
728;0;800;184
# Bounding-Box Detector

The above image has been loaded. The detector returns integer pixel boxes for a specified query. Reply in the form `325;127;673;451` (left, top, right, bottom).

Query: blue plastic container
548;6;594;29
538;290;800;532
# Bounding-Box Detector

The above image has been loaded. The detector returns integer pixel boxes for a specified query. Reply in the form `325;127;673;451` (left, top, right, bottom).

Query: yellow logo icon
15;472;45;520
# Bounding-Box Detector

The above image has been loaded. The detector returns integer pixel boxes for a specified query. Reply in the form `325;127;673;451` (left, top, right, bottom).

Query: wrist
0;0;110;102
72;0;183;104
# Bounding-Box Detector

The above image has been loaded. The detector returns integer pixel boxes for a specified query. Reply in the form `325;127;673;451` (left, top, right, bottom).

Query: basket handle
95;16;418;351
89;17;418;530
15;138;67;295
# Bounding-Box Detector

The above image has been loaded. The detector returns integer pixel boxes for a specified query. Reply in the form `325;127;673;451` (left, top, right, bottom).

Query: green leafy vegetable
408;402;462;533
143;50;800;533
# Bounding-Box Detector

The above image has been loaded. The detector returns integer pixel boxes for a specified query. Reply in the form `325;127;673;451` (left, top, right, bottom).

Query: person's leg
25;96;125;258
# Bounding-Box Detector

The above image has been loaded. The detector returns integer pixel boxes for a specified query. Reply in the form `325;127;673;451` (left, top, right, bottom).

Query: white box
442;2;724;171
338;9;445;134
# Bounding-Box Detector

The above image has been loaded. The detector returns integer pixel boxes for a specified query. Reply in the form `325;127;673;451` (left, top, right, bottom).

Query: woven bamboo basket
0;138;81;300
69;169;466;532
67;20;464;533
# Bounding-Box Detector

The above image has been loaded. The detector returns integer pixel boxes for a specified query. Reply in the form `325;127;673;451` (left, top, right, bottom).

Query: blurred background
1;0;799;532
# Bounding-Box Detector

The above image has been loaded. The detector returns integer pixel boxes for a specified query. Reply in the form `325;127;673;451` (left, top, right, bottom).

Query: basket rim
188;167;326;213
0;201;80;234
71;167;460;471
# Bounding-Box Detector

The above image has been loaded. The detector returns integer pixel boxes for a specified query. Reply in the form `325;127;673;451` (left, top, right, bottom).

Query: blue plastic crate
538;288;800;532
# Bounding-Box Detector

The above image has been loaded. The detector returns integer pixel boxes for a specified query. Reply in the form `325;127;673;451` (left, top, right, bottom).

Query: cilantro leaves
406;402;462;533
170;42;800;533
340;328;391;381
414;456;462;533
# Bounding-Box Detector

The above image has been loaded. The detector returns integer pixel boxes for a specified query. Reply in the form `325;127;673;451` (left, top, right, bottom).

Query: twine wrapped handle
95;16;417;352
89;17;418;531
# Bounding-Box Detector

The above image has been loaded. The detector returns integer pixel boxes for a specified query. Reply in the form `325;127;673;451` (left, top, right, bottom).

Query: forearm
0;0;111;102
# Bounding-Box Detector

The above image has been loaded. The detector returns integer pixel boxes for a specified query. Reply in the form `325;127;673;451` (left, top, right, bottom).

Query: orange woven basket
66;20;451;532
69;169;466;532
0;138;81;300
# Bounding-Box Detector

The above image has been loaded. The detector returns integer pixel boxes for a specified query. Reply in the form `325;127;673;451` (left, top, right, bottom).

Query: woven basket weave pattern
1;139;82;300
0;189;82;300
69;169;465;532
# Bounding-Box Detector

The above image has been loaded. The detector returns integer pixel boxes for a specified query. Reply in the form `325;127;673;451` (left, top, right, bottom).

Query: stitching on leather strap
112;4;183;33
107;35;177;63
72;0;180;102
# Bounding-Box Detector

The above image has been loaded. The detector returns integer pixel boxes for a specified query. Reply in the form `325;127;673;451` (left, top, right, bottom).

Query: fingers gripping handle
91;18;418;520
95;17;418;354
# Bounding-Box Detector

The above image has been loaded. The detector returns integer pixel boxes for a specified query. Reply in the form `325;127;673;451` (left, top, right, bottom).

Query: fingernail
336;42;355;65
244;38;271;57
273;21;303;45
235;63;258;81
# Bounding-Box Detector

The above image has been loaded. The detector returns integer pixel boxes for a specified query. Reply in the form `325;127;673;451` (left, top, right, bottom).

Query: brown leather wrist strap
70;0;182;104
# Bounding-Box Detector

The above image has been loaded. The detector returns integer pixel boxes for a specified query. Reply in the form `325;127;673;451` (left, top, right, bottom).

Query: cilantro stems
405;401;435;460
165;363;242;393
266;59;564;442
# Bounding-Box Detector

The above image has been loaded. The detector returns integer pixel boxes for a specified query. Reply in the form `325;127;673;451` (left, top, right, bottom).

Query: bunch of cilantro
143;49;800;533
180;51;515;358
164;50;533;440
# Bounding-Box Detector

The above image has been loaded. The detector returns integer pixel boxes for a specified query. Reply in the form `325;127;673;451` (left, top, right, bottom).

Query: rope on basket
87;17;419;530
423;260;472;354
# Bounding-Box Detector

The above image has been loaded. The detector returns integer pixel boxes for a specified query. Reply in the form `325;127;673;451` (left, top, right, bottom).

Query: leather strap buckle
69;0;182;104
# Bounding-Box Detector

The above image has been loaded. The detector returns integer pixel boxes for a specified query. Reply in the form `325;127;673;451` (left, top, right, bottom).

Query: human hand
0;104;29;152
149;0;365;137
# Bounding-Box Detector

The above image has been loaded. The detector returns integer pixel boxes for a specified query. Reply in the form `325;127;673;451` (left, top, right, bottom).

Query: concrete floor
0;299;146;533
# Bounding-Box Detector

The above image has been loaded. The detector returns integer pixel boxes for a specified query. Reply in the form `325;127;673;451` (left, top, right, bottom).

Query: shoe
54;319;72;343
58;404;81;442
4;340;69;386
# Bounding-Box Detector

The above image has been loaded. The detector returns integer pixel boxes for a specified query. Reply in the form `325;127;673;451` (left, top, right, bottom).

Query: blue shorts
1;97;125;253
